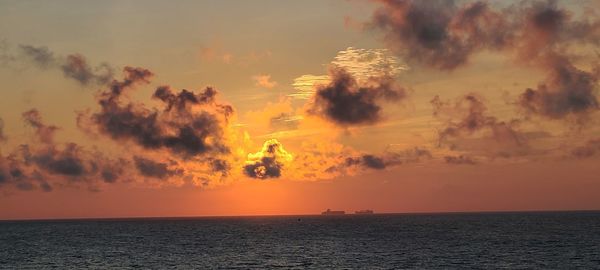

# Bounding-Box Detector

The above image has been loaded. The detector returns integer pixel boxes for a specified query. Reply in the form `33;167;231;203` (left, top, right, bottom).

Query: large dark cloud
81;67;233;161
369;0;600;121
308;68;406;126
368;0;600;70
369;0;510;70
18;44;114;86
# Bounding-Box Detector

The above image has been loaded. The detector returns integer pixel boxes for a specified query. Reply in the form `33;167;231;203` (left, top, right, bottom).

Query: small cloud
444;155;477;165
252;74;278;89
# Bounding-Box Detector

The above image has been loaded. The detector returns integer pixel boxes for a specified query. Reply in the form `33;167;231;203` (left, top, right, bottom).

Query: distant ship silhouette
321;209;345;215
355;210;374;214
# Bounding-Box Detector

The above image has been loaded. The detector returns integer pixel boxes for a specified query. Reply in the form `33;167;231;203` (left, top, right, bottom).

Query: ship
355;210;374;215
321;209;345;215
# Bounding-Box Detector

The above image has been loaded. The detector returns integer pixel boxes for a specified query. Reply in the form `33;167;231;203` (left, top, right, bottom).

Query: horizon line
2;209;599;223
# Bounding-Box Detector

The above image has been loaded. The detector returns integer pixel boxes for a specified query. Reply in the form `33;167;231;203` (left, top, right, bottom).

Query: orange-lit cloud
244;139;293;179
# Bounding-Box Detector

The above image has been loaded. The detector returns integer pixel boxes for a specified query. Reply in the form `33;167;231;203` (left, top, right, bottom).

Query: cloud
22;109;59;144
325;146;432;174
133;156;182;180
368;0;509;70
444;155;477;165
368;0;600;68
512;1;600;62
518;54;599;121
252;74;278;89
331;47;408;79
269;113;302;131
431;94;523;148
367;0;600;121
19;45;55;68
80;67;234;160
18;44;115;86
243;139;292;179
290;47;407;99
571;139;600;158
307;68;406;126
289;74;330;99
60;54;114;85
0;110;127;193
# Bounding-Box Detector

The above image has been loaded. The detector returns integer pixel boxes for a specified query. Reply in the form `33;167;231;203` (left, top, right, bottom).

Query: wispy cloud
289;47;407;99
289;74;330;99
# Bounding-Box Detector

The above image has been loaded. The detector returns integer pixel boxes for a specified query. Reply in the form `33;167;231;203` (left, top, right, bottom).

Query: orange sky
1;0;600;220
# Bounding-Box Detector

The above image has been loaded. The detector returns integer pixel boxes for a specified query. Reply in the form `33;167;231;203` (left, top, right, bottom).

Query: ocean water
1;211;599;269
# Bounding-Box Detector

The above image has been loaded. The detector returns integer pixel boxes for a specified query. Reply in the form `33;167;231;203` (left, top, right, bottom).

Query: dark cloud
244;139;292;179
133;156;182;179
341;155;386;170
327;147;432;173
0;110;126;193
444;155;477;165
61;54;114;85
368;0;600;70
210;159;230;177
518;54;599;120
369;0;510;70
432;94;523;148
514;1;600;61
513;0;600;121
361;154;386;169
244;156;281;179
369;0;600;121
82;68;233;161
18;44;115;86
308;68;406;126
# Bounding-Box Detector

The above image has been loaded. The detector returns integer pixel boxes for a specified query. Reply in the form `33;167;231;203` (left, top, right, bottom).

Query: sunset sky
1;0;600;220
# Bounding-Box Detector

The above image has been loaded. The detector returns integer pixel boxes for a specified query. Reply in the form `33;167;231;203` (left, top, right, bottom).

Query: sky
1;0;600;220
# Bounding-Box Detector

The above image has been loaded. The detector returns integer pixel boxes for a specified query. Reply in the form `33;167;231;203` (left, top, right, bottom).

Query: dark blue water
1;211;599;269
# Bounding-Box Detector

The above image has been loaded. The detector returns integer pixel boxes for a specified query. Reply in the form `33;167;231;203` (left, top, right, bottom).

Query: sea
1;211;599;269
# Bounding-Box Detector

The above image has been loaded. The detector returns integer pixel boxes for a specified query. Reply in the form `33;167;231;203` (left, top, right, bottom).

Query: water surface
1;211;599;269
